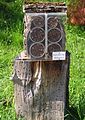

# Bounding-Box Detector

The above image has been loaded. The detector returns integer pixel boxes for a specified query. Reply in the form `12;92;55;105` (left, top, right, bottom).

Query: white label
52;52;66;60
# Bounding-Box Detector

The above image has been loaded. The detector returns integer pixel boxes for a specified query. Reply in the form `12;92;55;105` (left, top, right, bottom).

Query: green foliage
25;0;68;3
0;0;85;120
0;0;23;46
64;25;85;120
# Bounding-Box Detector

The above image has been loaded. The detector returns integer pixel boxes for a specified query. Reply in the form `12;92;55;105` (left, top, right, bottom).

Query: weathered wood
12;51;70;120
23;2;67;13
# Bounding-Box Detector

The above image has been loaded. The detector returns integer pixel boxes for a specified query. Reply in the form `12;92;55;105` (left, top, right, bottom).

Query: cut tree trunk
12;51;70;120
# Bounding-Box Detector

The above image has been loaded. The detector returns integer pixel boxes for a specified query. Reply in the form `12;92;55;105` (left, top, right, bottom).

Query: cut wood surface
12;51;70;120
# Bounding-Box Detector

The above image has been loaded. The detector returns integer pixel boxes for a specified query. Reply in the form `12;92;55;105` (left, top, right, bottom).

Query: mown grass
0;0;85;120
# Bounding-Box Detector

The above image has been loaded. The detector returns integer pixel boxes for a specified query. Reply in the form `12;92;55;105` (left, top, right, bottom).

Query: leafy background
0;0;85;120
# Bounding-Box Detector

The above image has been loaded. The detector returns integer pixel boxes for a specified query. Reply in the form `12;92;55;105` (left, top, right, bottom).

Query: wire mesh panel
24;3;67;61
47;14;65;59
25;14;45;59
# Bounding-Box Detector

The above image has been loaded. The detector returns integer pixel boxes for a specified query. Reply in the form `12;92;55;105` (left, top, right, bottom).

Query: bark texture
12;51;70;120
23;2;67;13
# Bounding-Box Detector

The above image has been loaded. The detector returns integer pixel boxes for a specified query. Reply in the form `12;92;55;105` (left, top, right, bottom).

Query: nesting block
23;3;67;61
12;3;69;120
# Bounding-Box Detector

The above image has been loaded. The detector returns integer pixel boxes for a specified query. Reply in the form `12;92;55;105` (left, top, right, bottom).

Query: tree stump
12;51;70;120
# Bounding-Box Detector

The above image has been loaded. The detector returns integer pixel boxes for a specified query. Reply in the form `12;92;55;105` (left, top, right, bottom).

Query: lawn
0;0;85;120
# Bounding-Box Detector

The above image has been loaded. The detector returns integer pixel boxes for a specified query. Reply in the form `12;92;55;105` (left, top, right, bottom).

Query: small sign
52;52;66;60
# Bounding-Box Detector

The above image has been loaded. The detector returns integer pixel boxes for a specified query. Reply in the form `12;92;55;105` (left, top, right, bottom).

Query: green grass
65;25;85;120
0;0;85;120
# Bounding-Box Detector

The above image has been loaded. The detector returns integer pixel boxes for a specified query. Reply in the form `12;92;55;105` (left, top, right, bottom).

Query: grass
65;25;85;120
0;0;85;120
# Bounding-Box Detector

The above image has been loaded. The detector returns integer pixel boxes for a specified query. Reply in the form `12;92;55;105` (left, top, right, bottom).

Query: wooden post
12;3;69;120
12;51;70;120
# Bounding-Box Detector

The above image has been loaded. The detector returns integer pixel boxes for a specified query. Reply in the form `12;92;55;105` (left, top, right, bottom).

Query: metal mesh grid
24;12;66;60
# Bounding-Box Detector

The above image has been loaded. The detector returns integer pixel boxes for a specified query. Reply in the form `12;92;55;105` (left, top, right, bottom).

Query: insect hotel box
24;3;67;61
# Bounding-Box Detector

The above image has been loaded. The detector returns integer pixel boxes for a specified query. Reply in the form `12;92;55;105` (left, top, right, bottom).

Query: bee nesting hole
32;16;45;27
30;27;45;42
48;16;59;28
48;28;62;43
48;43;61;57
30;43;45;58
